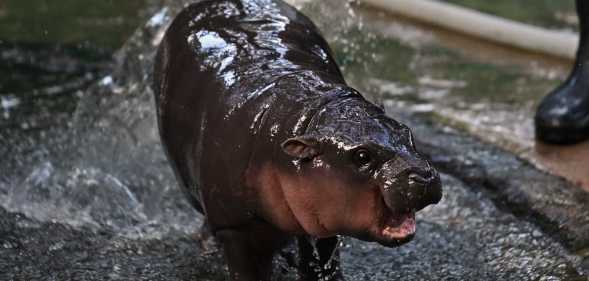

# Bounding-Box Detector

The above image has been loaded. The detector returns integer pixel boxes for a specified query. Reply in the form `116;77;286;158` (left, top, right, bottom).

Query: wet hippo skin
536;0;589;144
153;0;442;280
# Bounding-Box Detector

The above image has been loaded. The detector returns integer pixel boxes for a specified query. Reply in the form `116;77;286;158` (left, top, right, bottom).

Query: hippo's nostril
407;173;431;186
405;171;442;211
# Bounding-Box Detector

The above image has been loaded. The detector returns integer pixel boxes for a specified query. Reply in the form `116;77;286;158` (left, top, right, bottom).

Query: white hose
362;0;579;60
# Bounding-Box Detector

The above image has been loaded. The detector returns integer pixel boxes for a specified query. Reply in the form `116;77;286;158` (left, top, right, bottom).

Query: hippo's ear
281;137;321;160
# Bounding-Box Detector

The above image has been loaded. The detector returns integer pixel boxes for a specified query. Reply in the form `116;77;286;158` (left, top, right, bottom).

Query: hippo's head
276;96;442;247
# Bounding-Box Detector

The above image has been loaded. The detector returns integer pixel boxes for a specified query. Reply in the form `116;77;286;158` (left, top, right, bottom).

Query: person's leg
535;0;589;144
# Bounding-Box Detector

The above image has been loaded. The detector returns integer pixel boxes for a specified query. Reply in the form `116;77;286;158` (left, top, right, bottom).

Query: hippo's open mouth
381;212;416;240
370;197;417;247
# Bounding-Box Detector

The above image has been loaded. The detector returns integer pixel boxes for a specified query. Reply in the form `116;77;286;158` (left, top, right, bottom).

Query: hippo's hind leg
195;218;217;254
297;236;344;281
153;29;205;213
178;181;204;213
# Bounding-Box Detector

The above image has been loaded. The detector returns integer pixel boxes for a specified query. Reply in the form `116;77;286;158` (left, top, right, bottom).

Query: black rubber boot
535;0;589;144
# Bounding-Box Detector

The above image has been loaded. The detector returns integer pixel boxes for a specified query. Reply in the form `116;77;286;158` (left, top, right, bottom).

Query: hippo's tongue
382;212;416;240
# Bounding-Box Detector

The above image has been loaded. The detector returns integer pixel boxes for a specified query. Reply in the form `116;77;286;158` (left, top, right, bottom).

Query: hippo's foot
194;219;218;255
535;69;589;144
297;236;345;281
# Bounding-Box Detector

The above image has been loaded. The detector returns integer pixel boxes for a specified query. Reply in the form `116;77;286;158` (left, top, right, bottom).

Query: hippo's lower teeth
382;212;416;239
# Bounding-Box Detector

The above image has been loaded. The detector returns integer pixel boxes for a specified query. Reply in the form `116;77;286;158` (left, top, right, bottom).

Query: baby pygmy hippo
153;0;442;280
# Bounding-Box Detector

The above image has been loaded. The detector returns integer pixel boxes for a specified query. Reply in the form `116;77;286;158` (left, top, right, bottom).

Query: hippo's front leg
216;224;288;281
216;229;274;280
297;236;344;281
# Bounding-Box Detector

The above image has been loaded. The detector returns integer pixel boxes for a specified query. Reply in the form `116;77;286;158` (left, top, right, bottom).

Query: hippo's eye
353;149;372;167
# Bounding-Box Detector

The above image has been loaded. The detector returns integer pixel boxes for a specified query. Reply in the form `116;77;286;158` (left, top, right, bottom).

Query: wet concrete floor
535;141;589;190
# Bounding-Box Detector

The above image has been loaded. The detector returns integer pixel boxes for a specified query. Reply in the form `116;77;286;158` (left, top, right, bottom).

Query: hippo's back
153;0;345;218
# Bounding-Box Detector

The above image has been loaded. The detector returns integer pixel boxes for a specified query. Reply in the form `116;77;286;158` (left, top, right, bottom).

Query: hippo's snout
406;169;442;211
380;159;442;214
370;160;442;246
